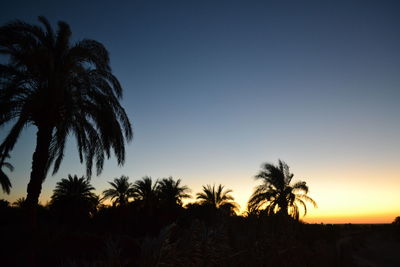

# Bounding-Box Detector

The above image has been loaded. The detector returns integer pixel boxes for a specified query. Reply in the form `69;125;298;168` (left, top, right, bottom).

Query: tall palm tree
157;177;191;208
0;17;132;215
196;184;239;215
0;154;13;194
102;175;134;206
248;160;317;220
132;176;159;210
50;175;98;220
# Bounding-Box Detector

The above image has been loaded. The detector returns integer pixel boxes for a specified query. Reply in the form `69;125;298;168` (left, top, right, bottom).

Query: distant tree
13;197;26;208
0;199;10;208
132;176;159;211
196;184;239;215
248;160;317;220
50;175;98;221
393;216;400;226
157;177;191;208
102;175;134;206
0;17;132;223
0;155;13;194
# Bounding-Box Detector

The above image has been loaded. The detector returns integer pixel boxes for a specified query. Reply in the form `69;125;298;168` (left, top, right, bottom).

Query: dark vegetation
1;173;399;266
0;16;132;225
1;17;399;267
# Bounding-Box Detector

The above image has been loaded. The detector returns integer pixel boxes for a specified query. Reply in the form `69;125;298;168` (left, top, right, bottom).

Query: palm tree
132;176;159;210
196;184;239;215
102;175;134;206
50;175;98;220
13;197;26;208
157;177;191;208
0;154;13;194
0;17;132;216
248;160;317;220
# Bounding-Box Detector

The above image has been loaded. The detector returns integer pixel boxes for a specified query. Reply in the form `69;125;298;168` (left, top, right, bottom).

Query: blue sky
1;0;399;222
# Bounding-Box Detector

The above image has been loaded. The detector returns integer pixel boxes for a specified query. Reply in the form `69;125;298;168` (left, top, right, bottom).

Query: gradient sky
1;0;399;223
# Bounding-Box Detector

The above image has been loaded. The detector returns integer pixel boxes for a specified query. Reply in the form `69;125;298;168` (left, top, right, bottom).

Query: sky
0;0;399;223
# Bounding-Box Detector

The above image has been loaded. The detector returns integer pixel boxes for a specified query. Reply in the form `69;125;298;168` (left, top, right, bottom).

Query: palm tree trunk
25;125;53;227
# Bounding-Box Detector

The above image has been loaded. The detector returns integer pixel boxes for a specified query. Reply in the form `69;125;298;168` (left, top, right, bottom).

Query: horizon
1;0;399;225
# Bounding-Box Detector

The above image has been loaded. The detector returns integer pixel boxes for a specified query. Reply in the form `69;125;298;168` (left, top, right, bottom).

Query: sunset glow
1;1;399;225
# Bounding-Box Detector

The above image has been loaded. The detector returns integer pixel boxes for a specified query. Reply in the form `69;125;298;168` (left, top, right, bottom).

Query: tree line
1;160;317;222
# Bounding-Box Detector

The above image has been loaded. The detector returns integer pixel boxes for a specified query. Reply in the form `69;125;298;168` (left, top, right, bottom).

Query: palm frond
0;170;12;194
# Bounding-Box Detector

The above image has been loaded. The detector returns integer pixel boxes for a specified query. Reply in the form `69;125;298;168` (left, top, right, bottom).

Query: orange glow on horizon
3;164;399;225
303;213;398;224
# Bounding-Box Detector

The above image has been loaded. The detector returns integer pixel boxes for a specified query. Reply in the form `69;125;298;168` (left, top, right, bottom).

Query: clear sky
1;0;399;223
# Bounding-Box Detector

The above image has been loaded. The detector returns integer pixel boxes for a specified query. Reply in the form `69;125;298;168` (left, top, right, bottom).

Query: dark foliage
0;155;13;194
102;175;135;207
0;16;132;213
1;191;398;267
196;184;240;215
248;160;317;220
49;175;98;224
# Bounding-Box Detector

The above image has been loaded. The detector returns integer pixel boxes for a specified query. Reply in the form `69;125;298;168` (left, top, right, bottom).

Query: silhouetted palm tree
13;197;26;208
157;177;191;208
0;17;132;217
248;160;317;220
133;176;159;211
102;175;134;206
0;155;13;194
196;184;239;215
50;175;98;220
